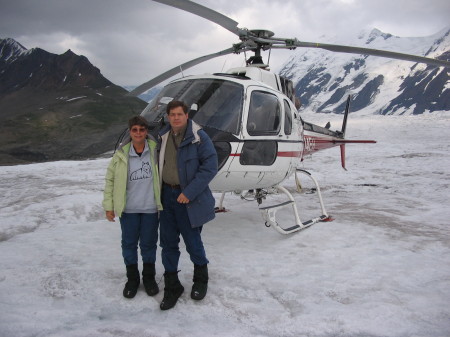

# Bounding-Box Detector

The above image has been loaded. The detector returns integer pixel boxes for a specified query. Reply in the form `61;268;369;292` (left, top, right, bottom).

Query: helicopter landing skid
214;192;228;213
214;206;228;213
260;170;332;235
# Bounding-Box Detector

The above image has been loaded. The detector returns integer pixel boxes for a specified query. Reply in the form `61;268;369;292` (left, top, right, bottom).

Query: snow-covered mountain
0;38;28;68
279;27;450;115
123;85;162;103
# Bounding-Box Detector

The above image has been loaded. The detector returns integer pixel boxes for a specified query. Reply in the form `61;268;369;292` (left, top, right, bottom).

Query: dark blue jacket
158;119;218;227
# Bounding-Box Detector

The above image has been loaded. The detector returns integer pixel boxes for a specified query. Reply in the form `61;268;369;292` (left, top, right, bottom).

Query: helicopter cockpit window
247;91;281;136
283;100;292;135
141;80;188;124
141;79;243;135
190;80;243;135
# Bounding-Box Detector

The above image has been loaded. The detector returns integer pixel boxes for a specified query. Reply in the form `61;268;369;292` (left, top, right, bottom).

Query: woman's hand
105;210;116;222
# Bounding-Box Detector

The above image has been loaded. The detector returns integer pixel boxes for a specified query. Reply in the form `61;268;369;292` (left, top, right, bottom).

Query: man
103;116;162;299
158;100;218;310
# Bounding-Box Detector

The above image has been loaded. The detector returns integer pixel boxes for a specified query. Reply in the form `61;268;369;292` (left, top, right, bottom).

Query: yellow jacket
102;139;162;217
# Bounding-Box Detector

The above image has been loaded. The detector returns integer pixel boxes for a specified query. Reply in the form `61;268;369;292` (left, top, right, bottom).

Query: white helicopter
121;0;450;235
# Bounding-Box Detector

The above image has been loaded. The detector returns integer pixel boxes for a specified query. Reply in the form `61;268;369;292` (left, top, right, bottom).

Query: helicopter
119;0;450;235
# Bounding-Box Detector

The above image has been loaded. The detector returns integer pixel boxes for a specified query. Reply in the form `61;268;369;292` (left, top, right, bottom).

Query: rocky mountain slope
0;38;146;165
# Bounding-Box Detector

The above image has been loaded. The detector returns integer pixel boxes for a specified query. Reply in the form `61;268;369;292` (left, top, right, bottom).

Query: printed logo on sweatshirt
130;161;151;181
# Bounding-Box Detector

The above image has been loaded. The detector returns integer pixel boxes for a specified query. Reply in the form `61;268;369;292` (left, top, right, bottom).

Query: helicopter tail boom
302;95;375;169
303;135;376;169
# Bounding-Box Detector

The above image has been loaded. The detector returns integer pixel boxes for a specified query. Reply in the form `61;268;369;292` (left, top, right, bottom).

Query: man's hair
128;116;149;129
166;100;188;114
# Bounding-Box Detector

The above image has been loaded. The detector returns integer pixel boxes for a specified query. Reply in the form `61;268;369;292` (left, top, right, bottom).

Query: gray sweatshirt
123;142;157;213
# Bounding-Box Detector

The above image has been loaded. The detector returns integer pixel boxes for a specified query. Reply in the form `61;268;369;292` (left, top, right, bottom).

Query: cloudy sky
1;0;449;87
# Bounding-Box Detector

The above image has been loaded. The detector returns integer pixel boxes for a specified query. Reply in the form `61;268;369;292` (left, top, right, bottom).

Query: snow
1;113;450;337
69;114;82;119
66;96;86;102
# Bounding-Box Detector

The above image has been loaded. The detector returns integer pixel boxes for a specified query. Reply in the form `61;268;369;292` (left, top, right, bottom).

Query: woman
102;116;162;299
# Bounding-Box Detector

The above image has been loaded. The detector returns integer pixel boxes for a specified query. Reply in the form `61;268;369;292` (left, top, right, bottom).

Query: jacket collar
116;138;156;162
159;119;202;145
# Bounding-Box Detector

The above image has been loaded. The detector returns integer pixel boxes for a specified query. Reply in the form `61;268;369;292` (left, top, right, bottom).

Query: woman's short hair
128;116;149;129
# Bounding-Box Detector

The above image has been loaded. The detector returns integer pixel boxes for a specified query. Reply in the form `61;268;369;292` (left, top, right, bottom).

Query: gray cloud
1;0;449;86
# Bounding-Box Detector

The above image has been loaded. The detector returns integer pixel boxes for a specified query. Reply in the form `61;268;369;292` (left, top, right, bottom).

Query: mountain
123;85;162;103
0;38;147;165
278;27;450;115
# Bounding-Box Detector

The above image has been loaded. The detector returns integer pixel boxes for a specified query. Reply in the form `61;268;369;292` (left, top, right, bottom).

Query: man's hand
106;210;116;222
177;193;190;204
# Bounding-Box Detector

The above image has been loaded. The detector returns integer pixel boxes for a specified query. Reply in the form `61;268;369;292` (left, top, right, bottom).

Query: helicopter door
229;88;287;188
241;90;280;167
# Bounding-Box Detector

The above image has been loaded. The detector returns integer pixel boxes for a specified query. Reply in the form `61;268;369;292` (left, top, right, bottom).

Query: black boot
191;264;208;301
142;263;159;296
123;264;140;298
160;272;184;310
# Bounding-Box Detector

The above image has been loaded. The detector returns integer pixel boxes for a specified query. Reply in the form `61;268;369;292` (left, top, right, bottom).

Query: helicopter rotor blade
150;0;449;69
281;40;450;68
128;47;238;96
152;0;241;36
135;0;447;97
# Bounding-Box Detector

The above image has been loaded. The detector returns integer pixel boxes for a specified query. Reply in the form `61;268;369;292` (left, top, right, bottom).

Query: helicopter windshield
141;78;244;135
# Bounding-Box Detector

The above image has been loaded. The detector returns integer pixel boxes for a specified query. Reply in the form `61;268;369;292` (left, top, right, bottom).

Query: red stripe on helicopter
304;135;376;144
277;151;303;157
229;152;302;157
301;136;376;156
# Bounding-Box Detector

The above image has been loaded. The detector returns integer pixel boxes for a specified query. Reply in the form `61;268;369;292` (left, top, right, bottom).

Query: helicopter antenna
221;59;227;72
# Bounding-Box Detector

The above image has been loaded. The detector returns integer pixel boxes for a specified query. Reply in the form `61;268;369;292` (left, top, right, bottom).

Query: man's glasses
130;127;147;133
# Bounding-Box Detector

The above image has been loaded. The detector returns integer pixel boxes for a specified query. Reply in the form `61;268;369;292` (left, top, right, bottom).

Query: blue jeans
160;185;209;272
119;212;159;266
